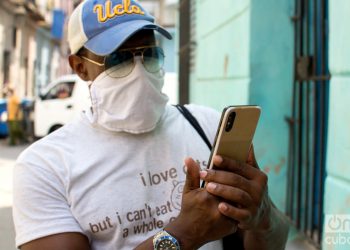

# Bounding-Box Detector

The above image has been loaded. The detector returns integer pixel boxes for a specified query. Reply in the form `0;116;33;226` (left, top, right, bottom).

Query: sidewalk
0;139;29;250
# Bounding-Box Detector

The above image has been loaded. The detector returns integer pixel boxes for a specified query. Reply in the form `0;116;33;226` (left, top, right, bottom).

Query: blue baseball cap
68;0;172;56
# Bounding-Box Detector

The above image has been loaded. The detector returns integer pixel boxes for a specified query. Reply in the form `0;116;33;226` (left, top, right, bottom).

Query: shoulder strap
174;105;212;150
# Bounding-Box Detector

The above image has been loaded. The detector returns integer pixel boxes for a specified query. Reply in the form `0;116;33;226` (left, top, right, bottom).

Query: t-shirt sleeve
185;104;221;145
13;152;85;248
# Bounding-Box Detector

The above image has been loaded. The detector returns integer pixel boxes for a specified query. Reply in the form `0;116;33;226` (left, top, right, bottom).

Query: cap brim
84;20;172;56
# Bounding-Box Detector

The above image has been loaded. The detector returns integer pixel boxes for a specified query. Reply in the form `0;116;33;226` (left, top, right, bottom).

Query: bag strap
174;105;212;150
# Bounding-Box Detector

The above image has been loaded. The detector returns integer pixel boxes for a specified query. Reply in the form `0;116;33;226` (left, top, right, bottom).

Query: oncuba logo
94;0;145;23
325;214;350;246
325;214;350;233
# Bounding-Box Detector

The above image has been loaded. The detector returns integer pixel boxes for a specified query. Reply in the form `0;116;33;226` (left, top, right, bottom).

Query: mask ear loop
87;80;100;123
159;68;165;77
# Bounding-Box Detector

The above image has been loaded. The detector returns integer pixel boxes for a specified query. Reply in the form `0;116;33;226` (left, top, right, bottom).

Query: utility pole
178;0;190;104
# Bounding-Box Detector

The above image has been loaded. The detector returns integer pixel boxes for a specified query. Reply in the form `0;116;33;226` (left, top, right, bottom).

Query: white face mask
90;59;169;134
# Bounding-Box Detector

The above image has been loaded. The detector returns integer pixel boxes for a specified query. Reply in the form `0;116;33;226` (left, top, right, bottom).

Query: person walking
6;86;24;146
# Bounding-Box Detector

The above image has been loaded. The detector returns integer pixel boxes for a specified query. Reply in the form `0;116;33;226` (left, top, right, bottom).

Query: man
13;0;289;249
6;86;24;145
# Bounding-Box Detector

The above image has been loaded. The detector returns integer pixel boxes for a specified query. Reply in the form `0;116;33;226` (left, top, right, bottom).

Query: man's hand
164;157;237;249
199;146;289;250
199;146;269;231
135;157;238;250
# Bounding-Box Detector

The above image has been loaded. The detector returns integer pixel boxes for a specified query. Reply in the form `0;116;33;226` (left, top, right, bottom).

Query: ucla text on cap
94;0;145;23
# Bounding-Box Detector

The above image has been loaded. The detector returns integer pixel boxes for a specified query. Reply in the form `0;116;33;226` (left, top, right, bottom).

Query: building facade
181;0;350;249
0;0;81;99
33;0;82;95
0;0;42;98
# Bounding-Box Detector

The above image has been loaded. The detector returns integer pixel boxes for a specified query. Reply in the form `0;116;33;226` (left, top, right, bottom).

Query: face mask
90;59;169;134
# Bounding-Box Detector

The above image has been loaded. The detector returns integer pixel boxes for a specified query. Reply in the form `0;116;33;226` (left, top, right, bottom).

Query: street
0;139;29;250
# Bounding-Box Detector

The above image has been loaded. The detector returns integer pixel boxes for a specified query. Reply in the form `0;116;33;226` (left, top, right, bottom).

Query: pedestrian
6;86;24;146
12;0;289;249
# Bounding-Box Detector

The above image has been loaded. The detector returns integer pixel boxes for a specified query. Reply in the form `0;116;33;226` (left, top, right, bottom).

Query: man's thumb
183;157;200;194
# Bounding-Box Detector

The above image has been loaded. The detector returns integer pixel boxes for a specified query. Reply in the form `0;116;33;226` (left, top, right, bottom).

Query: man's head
68;0;172;81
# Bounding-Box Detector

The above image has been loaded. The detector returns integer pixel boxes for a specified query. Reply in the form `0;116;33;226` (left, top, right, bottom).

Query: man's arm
13;160;91;250
20;233;90;250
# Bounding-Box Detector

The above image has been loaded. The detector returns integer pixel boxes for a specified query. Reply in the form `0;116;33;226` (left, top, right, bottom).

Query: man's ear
69;55;90;81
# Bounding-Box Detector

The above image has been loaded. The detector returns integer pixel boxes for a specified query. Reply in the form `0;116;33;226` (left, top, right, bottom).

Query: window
42;82;75;100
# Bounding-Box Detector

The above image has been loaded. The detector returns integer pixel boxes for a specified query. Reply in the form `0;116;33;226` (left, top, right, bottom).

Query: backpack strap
174;105;212;150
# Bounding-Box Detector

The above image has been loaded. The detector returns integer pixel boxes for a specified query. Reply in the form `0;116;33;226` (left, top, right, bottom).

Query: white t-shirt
13;104;223;249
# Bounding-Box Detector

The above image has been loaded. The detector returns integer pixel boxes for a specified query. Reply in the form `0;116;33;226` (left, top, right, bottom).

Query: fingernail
184;166;188;173
200;171;207;179
219;203;228;212
207;182;217;191
214;155;223;165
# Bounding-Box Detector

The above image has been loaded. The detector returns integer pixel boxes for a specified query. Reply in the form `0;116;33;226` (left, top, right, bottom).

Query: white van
34;74;91;137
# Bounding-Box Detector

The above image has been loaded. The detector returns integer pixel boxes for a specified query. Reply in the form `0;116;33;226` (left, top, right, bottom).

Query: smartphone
202;106;261;187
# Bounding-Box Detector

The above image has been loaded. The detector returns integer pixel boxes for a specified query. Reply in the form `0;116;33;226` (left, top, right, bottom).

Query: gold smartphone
203;106;261;186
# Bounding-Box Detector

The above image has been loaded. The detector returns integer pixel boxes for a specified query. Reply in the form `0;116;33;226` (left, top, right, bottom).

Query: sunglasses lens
143;47;164;73
105;51;134;78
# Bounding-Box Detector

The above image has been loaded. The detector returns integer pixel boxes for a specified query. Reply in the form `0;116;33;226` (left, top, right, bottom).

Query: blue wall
249;0;294;211
190;0;251;110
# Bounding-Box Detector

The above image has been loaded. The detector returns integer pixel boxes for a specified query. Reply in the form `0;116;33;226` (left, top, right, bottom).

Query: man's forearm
243;198;290;250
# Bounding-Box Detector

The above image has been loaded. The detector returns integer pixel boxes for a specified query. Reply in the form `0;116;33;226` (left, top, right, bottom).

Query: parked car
34;74;91;137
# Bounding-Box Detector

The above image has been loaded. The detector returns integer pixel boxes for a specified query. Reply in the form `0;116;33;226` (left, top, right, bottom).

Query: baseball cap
68;0;172;56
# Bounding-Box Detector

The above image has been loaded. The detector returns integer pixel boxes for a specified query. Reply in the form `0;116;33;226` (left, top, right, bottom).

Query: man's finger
218;202;252;227
206;183;254;208
213;155;260;180
183;157;200;194
201;169;251;194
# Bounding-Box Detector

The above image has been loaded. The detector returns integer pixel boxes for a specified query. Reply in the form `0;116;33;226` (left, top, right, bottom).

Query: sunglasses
80;46;165;78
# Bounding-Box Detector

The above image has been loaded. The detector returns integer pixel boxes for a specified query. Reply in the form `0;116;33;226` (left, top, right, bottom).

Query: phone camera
225;112;236;132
